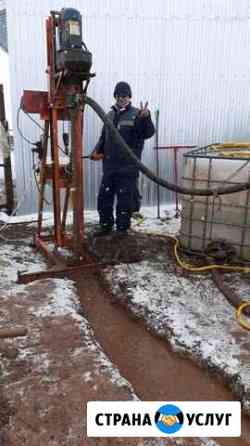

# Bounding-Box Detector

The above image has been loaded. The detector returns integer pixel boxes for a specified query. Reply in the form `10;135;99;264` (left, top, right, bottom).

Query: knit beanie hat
113;81;132;98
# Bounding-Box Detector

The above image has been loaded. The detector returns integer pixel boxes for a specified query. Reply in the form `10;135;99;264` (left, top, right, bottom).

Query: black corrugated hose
84;95;250;196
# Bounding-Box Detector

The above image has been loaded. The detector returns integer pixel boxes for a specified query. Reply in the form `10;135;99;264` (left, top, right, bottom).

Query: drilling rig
19;8;94;281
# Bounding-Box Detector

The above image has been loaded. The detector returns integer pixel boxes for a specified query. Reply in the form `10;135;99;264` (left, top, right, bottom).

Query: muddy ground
0;210;249;446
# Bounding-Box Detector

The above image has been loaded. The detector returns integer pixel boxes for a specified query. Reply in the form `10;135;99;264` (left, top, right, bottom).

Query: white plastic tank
180;145;250;260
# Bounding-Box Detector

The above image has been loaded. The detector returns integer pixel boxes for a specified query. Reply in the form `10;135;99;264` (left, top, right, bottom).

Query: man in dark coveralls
91;81;155;236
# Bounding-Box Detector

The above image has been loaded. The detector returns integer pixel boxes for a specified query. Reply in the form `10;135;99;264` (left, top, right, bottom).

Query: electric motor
59;8;82;50
56;8;92;80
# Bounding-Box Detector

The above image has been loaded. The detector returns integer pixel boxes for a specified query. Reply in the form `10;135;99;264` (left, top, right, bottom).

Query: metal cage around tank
180;144;250;260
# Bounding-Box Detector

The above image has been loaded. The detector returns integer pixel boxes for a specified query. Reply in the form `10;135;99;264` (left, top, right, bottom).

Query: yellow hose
132;216;145;226
216;151;250;158
214;142;250;148
213;143;250;158
141;230;250;273
236;302;250;331
173;237;250;273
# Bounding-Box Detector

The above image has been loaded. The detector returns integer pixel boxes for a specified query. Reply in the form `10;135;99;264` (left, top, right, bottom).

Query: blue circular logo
155;404;184;434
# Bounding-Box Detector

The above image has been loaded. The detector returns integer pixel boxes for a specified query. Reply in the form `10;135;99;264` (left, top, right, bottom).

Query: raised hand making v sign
138;101;150;118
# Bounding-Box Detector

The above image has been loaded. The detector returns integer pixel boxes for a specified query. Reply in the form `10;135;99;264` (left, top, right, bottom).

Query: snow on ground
0;241;46;283
0;208;99;225
0;204;176;227
131;204;181;236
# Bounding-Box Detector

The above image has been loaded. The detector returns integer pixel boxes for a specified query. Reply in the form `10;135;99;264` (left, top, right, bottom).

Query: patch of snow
0;204;175;228
33;353;50;374
0;243;47;285
82;371;93;383
0;209;99;226
132;204;181;236
29;279;80;318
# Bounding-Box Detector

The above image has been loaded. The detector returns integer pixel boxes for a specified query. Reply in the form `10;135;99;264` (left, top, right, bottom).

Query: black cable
57;142;68;156
17;106;69;156
31;151;51;206
22;110;44;131
17;107;35;145
33;170;51;206
84;96;250;197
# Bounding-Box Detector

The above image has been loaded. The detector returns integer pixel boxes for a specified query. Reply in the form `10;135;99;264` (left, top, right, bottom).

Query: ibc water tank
180;144;250;260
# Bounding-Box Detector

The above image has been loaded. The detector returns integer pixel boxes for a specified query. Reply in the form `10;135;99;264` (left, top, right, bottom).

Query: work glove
90;150;104;161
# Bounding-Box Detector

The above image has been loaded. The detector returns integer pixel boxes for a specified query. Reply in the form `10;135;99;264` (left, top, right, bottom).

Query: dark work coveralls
95;103;155;231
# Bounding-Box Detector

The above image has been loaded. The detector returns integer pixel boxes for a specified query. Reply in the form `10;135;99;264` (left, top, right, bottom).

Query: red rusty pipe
0;328;28;339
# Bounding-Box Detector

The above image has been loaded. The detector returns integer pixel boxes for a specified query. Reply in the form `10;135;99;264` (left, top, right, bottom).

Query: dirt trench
70;268;250;446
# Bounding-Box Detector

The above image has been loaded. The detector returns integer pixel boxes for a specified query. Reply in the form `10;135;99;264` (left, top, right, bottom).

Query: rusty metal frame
201;158;212;250
153;145;197;217
18;12;89;283
187;157;197;249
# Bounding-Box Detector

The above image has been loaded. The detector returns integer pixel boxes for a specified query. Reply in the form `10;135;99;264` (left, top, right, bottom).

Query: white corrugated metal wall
6;0;250;213
0;48;12;127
